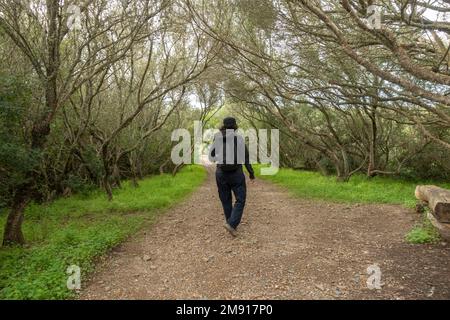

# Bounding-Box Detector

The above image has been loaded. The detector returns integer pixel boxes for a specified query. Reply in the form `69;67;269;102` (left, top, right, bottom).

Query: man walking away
209;117;255;237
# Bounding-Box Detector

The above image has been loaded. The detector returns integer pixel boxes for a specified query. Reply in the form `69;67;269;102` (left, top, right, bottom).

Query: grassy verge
406;209;441;244
0;165;206;299
256;166;450;208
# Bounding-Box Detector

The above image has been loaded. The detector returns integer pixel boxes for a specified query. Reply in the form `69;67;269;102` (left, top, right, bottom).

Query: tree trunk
102;159;113;201
159;159;170;175
131;175;139;188
332;155;350;182
340;149;351;182
112;163;121;189
2;186;31;245
3;122;51;245
334;161;344;181
103;174;113;201
172;163;184;176
426;211;450;240
101;145;114;201
128;154;139;188
367;106;378;178
315;159;329;176
415;185;450;223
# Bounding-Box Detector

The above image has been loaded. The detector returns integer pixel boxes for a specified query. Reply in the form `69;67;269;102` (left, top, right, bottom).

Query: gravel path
80;165;450;300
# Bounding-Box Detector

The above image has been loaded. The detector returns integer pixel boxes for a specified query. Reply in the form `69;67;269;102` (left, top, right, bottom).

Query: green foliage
406;210;441;244
401;142;450;181
63;174;96;197
406;226;439;244
236;0;277;31
0;75;29;125
0;74;37;207
0;166;206;299
255;166;450;208
79;145;105;179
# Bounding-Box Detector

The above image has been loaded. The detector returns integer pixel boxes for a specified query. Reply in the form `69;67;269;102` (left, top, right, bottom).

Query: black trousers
215;166;247;229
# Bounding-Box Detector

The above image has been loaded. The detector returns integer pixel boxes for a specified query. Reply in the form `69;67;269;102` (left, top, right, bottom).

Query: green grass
256;166;450;208
406;209;441;244
0;166;206;300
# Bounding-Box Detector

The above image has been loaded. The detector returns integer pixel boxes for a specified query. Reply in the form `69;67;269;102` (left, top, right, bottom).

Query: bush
406;210;441;244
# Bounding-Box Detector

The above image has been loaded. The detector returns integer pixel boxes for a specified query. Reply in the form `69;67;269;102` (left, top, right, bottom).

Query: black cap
223;117;237;129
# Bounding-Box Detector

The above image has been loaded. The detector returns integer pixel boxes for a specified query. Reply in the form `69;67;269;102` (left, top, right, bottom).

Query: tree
0;0;168;245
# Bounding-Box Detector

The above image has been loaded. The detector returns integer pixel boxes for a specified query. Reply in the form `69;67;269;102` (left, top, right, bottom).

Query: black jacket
209;130;255;179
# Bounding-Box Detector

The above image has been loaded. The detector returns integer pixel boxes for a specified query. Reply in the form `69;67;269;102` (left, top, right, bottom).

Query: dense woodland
1;0;450;246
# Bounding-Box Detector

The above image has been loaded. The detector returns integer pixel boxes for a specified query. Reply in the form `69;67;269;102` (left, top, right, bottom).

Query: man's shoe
224;223;237;237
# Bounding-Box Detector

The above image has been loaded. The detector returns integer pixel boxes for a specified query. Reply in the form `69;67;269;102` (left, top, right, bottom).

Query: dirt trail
80;165;450;300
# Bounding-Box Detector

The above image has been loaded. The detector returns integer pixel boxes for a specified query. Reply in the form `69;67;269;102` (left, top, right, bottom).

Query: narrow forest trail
80;165;450;300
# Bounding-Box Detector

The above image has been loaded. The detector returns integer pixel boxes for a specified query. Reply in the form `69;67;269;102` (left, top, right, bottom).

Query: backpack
217;135;240;172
